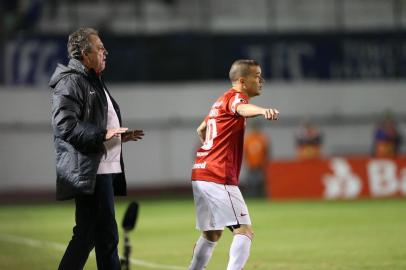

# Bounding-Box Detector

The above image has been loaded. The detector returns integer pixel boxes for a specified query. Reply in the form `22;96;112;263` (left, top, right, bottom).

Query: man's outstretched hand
121;129;145;143
263;108;279;120
106;127;129;141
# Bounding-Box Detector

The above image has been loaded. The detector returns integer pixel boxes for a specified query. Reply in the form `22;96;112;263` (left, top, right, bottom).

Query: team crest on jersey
231;94;247;113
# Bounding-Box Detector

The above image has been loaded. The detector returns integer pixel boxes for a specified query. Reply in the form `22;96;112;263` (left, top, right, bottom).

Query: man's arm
52;77;106;153
197;120;207;144
236;104;279;120
52;76;128;153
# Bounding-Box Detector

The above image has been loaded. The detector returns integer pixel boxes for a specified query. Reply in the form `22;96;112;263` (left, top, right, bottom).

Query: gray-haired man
50;27;144;270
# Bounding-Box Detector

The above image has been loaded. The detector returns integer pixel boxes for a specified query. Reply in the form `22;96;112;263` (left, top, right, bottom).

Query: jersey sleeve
225;93;248;115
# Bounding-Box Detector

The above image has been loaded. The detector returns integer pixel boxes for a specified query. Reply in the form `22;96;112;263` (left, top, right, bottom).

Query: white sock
226;234;252;270
188;236;217;270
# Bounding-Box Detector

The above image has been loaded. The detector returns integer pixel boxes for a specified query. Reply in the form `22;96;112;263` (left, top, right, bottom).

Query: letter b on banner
368;160;399;197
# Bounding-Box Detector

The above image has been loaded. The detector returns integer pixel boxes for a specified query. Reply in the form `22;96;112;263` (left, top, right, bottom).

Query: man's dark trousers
58;174;121;270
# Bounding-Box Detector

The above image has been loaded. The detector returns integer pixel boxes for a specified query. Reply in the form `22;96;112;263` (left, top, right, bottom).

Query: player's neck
232;84;250;99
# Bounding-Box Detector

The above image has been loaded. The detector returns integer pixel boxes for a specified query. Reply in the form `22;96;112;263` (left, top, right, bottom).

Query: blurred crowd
1;0;43;35
242;110;403;197
373;111;402;158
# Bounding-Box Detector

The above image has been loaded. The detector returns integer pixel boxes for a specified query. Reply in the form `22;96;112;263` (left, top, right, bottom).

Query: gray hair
229;59;259;82
67;27;98;60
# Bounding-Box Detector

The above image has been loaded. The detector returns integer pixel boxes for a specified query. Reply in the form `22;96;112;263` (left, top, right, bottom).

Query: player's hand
105;127;128;141
121;129;145;143
263;108;279;120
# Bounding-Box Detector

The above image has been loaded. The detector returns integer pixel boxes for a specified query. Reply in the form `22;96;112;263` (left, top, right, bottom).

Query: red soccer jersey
191;88;249;185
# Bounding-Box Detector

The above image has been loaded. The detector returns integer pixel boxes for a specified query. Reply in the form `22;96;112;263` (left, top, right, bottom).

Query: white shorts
192;180;252;231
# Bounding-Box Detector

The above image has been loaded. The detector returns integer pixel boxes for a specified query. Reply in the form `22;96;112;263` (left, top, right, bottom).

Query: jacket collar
68;58;99;78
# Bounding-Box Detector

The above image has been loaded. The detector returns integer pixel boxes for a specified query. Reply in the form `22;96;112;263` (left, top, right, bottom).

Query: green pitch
0;197;405;270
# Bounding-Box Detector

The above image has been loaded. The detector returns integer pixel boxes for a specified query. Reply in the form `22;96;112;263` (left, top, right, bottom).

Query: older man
50;27;144;270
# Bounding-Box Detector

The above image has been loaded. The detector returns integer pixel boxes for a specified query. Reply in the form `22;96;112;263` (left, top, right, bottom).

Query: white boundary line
0;233;185;270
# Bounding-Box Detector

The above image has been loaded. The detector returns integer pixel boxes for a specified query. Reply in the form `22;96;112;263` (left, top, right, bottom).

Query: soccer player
188;59;279;270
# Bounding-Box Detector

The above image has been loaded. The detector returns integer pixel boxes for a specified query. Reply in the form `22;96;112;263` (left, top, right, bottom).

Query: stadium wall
0;81;405;195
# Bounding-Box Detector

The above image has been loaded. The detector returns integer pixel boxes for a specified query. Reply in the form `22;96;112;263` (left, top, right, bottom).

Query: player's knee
247;230;254;239
203;230;223;242
241;230;254;240
234;226;254;240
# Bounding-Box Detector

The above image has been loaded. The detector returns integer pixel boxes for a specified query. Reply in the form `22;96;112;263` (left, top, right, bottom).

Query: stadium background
0;1;405;269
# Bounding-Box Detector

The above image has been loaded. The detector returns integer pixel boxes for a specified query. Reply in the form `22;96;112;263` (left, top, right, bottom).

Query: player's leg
224;185;253;270
226;224;253;270
202;229;223;242
188;181;226;270
189;230;223;270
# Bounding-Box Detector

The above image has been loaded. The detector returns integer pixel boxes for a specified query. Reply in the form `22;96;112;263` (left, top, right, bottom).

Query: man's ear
81;49;88;60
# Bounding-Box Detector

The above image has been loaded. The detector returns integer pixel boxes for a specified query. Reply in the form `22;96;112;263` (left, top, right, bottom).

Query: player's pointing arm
237;104;279;120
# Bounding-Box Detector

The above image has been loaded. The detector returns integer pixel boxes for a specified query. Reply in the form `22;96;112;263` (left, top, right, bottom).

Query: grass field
0;197;405;270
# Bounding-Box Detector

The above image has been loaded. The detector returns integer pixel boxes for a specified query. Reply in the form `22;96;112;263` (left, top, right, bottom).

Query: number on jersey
202;118;217;150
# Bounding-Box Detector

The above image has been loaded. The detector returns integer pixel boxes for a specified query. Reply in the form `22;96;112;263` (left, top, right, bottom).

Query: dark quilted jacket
50;59;126;200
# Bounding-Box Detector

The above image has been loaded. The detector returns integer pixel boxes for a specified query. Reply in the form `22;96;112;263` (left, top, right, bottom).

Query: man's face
83;35;107;73
243;66;264;98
